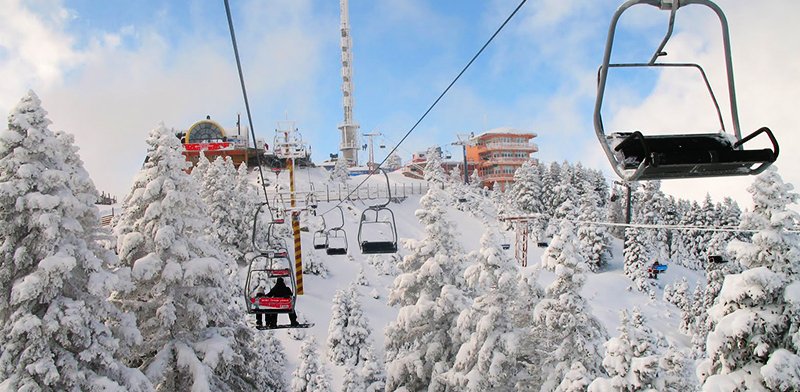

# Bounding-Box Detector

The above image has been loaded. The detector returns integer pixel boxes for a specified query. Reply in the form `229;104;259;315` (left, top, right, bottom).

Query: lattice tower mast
338;0;359;165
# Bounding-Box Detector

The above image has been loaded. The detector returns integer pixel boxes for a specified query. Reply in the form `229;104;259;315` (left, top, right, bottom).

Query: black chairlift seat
325;206;348;255
313;230;328;250
611;127;778;180
594;0;780;182
360;239;398;254
358;169;399;255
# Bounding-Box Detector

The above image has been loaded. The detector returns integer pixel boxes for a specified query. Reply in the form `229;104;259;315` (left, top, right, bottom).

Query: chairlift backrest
594;0;778;181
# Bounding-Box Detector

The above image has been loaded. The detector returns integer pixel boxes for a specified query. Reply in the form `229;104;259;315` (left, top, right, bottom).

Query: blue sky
1;0;798;208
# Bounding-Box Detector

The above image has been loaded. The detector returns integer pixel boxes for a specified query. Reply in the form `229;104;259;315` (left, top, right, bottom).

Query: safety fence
266;182;431;203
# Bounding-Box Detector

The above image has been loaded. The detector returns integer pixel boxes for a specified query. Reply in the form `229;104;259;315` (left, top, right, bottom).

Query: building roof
473;127;537;139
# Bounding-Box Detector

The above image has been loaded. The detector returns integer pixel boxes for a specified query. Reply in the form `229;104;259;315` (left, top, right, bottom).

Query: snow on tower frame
594;0;778;181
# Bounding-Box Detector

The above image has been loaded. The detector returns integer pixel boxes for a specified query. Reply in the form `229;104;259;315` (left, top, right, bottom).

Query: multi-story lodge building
466;127;538;190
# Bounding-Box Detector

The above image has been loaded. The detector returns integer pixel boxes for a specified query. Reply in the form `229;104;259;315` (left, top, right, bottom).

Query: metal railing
265;182;430;203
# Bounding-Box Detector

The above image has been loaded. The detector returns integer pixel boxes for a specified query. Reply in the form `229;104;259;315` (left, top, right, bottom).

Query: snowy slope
248;166;705;389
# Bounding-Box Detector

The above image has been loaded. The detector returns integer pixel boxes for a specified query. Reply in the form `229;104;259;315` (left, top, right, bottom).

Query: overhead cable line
320;0;529;216
224;0;270;204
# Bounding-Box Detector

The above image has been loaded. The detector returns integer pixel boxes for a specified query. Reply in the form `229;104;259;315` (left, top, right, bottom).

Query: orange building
466;127;538;190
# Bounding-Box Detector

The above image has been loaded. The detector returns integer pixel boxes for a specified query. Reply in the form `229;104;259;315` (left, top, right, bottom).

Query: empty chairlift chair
326;206;348;255
358;169;398;254
594;0;778;182
313;216;328;250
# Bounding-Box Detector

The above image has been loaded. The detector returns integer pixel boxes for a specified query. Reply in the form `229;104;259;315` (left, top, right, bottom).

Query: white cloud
1;0;331;200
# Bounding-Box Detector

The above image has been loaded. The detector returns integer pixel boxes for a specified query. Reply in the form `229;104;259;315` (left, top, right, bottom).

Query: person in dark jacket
265;277;299;327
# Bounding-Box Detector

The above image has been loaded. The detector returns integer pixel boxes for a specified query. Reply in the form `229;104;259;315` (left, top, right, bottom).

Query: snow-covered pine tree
635;181;670;264
388;185;465;306
366;253;399;276
556;362;592;392
327;284;372;366
424;146;447;185
589;309;676;391
359;344;386;392
698;166;800;391
545;198;578;244
190;150;211;182
386;153;402;171
576;185;612;272
112;124;275;391
291;336;333;392
469;169;482;190
532;219;607;391
623;227;653;293
509;159;544;215
201;156;241;269
329;157;350;184
232;161;259;260
439;226;520;391
0;91;152;392
656;345;696;392
342;341;386;392
303;249;329;277
384;186;469;391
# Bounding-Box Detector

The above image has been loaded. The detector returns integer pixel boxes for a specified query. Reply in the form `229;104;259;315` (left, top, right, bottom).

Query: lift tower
338;0;359;166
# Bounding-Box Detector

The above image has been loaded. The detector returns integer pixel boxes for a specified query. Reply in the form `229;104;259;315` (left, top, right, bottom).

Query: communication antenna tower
338;0;359;166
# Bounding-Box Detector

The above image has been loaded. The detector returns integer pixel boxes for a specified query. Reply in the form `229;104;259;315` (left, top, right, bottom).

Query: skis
255;323;314;330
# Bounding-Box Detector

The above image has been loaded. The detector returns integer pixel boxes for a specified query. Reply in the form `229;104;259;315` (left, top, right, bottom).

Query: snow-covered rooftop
473;126;537;138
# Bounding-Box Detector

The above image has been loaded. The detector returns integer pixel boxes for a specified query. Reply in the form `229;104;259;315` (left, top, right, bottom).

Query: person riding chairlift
259;277;299;328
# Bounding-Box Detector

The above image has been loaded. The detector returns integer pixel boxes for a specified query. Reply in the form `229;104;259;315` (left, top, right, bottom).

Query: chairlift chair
358;169;398;254
708;255;726;264
313;215;328;250
594;0;778;182
244;256;296;315
326;206;348;255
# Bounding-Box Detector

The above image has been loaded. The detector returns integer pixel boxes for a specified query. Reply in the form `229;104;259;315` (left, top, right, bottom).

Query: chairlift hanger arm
594;0;766;182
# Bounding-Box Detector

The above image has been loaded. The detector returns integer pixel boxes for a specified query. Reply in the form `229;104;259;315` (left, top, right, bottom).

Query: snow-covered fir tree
327;284;372;366
329;157;350;184
542;200;579;272
342;342;386;392
532;219;607;391
112;124;277;391
698;166;800;391
385;153;403;171
439;226;520;391
589;308;684;391
232;161;259;258
576;187;612;272
545;198;578;241
557;361;592;392
634;181;670;264
388;185;466;306
291;336;332;392
623;227;653;293
0;91;152;391
200;156;242;268
509;159;544;215
423;146;447;185
366;253;400;276
385;185;469;391
303;249;329;277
